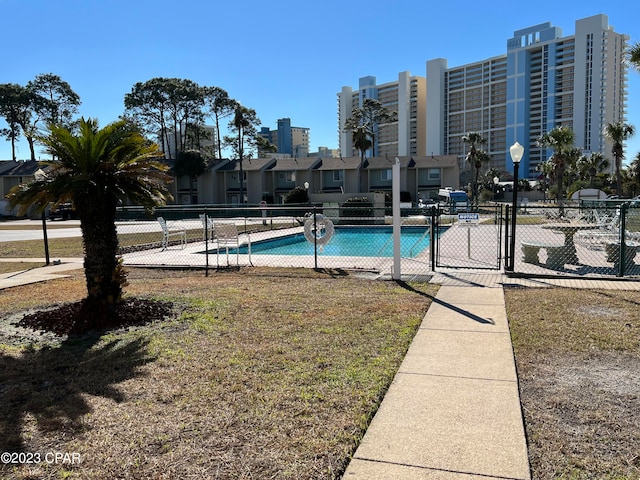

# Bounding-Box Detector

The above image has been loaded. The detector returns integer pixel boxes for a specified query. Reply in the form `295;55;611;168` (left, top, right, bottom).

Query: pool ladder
409;227;430;257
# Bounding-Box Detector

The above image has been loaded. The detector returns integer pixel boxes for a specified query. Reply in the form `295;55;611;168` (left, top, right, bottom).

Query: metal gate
434;204;504;270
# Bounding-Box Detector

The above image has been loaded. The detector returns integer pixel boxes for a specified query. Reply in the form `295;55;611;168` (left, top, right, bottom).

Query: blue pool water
224;227;433;258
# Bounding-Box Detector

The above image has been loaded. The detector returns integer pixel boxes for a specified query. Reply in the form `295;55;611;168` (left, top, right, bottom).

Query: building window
285;171;296;182
333;170;343;182
428;168;441;181
381;169;392;181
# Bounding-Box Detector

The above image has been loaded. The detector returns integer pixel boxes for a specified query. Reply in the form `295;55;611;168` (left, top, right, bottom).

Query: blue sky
1;0;639;163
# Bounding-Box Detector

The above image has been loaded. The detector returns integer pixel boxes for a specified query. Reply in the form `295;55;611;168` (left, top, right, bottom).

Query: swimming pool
217;226;434;258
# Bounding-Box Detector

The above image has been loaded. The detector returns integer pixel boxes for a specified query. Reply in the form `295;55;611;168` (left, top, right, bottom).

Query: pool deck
120;225;435;275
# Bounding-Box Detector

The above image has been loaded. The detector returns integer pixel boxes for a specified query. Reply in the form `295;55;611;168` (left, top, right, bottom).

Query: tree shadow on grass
0;335;155;453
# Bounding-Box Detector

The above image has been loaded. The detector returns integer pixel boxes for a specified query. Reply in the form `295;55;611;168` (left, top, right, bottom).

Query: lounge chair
574;208;620;248
213;223;252;267
157;217;187;250
199;213;215;241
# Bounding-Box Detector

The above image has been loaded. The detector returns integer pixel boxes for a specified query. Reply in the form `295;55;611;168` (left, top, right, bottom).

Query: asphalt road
0;219;171;243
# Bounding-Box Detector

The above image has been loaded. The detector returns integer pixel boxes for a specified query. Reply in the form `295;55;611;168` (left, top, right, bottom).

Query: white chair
157;217;187;250
213;223;251;266
199;214;215;241
575;208;620;247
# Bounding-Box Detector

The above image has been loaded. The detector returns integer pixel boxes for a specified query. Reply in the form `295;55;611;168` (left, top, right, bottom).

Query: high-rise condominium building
259;118;310;158
339;15;628;182
338;71;426;158
426;14;629;179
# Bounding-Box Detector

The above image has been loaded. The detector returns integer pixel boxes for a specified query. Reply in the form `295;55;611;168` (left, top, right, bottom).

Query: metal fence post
430;207;436;271
504;206;511;271
204;207;209;277
619;203;628;277
313;206;318;270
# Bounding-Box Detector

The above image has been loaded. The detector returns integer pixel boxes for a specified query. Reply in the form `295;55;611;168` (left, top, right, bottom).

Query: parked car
418;198;438;210
49;203;77;221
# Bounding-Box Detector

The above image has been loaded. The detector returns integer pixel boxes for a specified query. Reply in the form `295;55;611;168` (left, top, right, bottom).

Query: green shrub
283;186;309;204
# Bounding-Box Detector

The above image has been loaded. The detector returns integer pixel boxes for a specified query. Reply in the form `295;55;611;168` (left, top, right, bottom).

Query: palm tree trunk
616;156;622;195
359;150;366;193
557;164;565;215
474;166;480;208
78;197;123;306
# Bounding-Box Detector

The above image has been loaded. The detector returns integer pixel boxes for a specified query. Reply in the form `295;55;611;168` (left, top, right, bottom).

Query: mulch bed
12;297;174;336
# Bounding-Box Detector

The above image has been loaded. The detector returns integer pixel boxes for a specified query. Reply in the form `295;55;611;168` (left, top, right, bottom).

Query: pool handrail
409;227;431;258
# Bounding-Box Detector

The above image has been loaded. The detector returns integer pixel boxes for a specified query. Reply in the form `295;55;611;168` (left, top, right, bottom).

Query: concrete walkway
0;258;83;290
344;270;640;479
344;277;530;479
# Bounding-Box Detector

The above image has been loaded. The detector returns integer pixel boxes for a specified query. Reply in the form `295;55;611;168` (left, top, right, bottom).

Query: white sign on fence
458;212;479;225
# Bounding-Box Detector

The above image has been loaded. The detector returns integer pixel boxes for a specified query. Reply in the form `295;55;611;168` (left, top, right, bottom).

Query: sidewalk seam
396;371;518;384
351;457;529;480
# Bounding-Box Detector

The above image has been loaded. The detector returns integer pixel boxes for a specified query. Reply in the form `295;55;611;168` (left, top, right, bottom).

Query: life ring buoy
303;214;334;245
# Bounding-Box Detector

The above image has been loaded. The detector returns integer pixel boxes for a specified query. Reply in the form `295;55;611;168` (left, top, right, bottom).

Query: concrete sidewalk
0;258;83;290
344;280;531;479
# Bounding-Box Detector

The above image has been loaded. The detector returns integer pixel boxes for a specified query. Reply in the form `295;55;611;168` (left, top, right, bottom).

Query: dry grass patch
0;268;434;479
506;287;640;480
0;262;47;275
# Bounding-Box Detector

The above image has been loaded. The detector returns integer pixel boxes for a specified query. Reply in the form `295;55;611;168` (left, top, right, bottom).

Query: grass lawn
506;287;640;480
0;231;198;259
0;267;435;479
2;255;639;479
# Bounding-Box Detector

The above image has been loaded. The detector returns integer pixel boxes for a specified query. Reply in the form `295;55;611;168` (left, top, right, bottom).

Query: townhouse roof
365;156;416;169
314;156;361;170
410;155;459;168
217;158;276;172
267;157;321;171
0;161;19;175
0;160;41;176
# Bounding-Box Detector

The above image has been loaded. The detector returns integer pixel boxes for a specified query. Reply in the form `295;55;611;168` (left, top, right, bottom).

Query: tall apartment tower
338;71;426;158
426;14;629;179
259;118;310;157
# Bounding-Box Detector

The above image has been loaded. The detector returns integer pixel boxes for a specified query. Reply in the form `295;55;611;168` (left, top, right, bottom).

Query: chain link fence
111;201;640;279
507;203;640;278
435;205;504;270
115;204;435;276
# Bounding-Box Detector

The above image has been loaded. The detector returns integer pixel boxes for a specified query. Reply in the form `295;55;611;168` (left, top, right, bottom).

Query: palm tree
462;132;487;208
8;118;172;309
626;152;640;197
577;152;609;188
565;146;584;191
536;160;555;203
352;125;372;192
603;121;635;196
626;41;640;71
226;104;259;204
344;98;397;159
537;126;575;214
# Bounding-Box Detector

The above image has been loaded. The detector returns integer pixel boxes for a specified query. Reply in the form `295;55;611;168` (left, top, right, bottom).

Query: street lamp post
493;176;499;201
507;142;524;271
33;169;50;266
